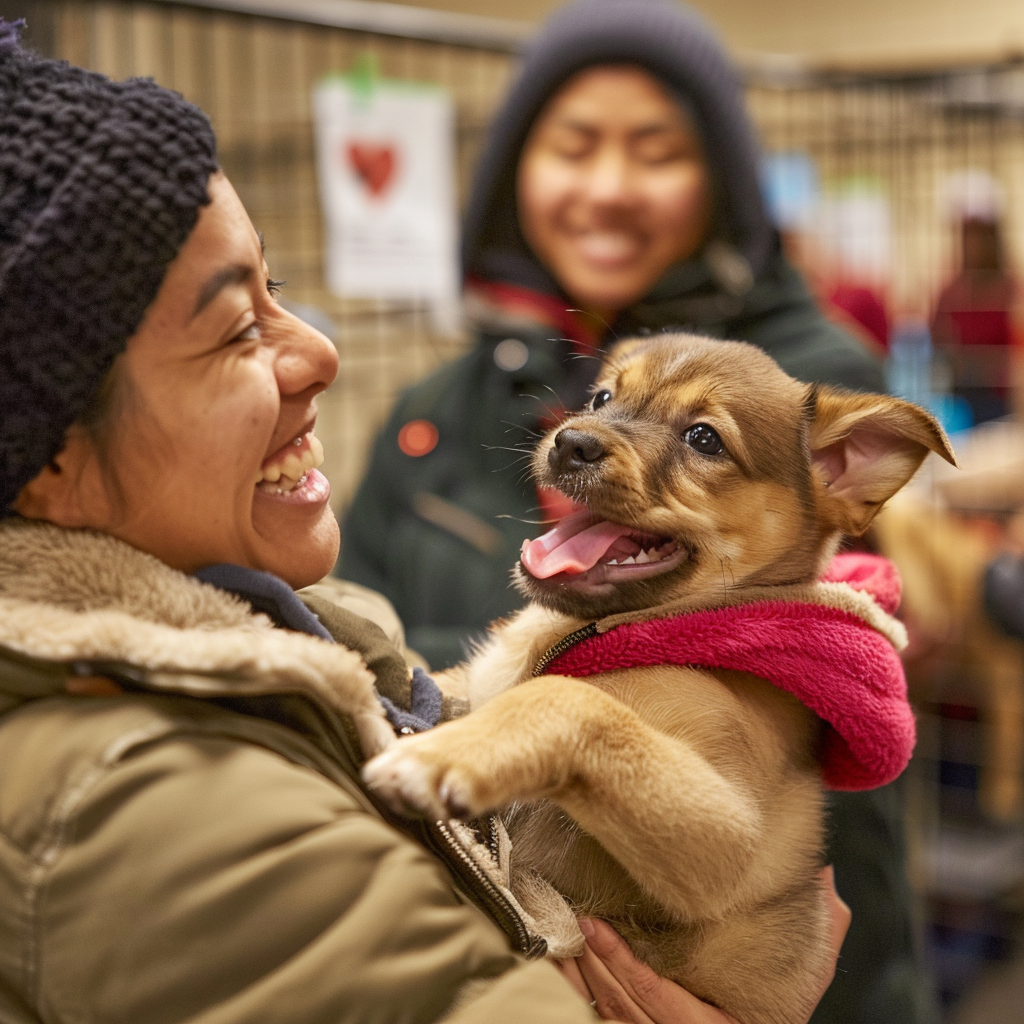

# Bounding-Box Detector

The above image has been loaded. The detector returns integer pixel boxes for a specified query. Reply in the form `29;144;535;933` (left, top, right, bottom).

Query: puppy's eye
683;423;724;456
589;389;612;411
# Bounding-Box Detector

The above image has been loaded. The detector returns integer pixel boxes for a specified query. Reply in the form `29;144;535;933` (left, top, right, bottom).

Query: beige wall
377;0;1024;67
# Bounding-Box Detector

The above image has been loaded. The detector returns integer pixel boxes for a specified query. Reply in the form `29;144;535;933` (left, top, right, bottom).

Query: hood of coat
0;518;395;760
462;0;775;327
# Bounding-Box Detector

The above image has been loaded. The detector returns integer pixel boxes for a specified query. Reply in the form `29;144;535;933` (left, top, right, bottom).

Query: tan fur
364;335;956;1024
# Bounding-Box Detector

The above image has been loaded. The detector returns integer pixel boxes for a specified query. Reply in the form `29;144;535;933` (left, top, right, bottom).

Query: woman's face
18;173;341;588
517;65;712;316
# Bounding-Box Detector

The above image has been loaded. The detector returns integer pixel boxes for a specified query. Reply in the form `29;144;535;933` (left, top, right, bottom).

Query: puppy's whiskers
565;308;620;342
500;420;543;439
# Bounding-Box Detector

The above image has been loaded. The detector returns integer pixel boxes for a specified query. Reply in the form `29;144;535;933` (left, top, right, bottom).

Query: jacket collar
0;518;395;760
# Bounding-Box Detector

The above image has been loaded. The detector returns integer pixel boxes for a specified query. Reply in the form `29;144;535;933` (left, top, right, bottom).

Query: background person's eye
683;423;724;456
589;389;612;411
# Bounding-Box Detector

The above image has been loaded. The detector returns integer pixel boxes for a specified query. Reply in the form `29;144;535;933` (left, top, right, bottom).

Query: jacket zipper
532;622;599;676
426;819;547;958
313;701;546;958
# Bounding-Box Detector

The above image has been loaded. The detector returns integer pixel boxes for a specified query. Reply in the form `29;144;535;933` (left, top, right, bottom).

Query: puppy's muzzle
549;428;605;475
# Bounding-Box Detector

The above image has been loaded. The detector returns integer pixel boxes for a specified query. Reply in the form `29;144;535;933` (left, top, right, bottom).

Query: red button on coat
398;419;439;457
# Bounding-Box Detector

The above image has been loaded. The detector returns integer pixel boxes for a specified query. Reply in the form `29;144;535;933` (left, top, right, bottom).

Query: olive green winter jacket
0;518;591;1024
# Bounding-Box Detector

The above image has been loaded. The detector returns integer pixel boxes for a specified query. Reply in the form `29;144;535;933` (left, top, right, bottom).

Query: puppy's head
516;334;956;619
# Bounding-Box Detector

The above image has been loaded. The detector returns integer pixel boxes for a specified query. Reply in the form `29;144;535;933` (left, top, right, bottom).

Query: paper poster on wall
313;68;459;331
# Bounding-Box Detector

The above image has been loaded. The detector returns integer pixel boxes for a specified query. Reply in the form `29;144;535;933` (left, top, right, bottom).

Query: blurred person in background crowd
0;21;850;1023
340;3;934;1024
932;170;1018;425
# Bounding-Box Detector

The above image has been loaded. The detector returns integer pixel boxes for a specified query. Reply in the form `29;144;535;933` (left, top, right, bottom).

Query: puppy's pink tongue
521;509;633;579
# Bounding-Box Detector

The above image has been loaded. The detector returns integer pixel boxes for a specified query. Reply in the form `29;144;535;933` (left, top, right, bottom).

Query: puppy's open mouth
520;506;690;589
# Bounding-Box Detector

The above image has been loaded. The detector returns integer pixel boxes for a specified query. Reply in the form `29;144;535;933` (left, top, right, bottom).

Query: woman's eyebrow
630;121;686;139
191;263;254;320
551;117;597;136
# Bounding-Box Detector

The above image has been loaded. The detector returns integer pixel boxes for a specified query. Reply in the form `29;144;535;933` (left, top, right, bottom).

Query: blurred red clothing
829;283;891;351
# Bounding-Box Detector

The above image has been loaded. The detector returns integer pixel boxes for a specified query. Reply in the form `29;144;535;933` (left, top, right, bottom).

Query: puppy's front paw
362;735;482;820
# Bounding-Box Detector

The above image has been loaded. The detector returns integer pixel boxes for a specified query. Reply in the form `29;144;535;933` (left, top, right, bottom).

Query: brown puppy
364;335;955;1024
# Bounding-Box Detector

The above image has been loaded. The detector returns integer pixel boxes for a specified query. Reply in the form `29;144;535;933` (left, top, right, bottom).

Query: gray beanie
0;20;218;513
462;0;773;292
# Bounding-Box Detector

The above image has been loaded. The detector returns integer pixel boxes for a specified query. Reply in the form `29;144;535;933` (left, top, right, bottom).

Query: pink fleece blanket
545;554;913;791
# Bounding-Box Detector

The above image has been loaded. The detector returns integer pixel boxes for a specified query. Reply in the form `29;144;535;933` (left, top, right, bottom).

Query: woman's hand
555;866;851;1024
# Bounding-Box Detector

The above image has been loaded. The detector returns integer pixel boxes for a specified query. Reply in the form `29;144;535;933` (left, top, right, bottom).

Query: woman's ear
13;426;110;527
809;387;958;536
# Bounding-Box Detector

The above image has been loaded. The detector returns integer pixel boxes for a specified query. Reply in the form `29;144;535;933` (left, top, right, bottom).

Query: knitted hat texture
0;20;218;513
462;0;773;286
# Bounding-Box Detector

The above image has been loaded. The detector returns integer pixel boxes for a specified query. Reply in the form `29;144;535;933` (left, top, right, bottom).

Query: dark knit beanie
0;19;218;513
462;0;773;292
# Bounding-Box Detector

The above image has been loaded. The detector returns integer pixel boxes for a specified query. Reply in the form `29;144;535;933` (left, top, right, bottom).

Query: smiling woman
15;173;341;588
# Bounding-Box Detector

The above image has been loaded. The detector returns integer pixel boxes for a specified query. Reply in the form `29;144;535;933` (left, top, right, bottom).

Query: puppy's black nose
549;429;605;473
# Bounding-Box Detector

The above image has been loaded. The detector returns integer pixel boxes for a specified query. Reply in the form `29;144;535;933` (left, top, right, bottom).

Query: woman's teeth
256;433;324;494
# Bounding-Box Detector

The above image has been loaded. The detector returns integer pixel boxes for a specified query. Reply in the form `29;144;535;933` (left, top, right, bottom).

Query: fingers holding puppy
561;866;850;1024
562;919;739;1024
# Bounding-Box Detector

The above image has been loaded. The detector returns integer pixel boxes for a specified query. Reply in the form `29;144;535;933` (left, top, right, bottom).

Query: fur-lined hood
0;518;395;760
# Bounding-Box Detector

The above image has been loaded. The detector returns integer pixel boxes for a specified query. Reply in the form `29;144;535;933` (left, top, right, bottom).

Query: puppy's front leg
363;675;762;914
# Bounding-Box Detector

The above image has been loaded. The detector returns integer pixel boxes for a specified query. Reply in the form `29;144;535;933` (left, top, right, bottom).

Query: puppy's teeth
621;556;636;565
635;550;651;564
607;559;619;566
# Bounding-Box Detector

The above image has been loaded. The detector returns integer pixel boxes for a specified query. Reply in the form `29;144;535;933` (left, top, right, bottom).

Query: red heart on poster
346;141;397;198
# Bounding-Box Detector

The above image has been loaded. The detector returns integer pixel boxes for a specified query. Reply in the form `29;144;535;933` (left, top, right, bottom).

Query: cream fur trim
0;520;394;759
596;578;908;652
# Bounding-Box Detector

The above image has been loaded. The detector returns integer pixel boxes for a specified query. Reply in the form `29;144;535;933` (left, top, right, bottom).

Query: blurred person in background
0;21;851;1023
340;3;932;1024
763;153;890;356
932;170;1018;425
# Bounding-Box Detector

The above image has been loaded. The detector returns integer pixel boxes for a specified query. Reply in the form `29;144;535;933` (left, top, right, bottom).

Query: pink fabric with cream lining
544;554;913;791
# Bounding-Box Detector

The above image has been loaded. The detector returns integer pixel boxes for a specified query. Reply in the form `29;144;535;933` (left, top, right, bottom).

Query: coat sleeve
34;730;596;1024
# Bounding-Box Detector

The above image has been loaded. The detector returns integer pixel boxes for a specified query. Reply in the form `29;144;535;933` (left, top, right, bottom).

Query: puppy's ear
809;387;957;535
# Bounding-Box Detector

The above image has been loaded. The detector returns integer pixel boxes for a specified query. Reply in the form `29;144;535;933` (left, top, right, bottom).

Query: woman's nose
273;308;339;396
582;148;634;205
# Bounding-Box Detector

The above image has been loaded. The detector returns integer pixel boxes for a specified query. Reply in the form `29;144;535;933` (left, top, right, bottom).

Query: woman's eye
683;423;724;456
267;277;285;297
589;389;612;411
232;322;261;344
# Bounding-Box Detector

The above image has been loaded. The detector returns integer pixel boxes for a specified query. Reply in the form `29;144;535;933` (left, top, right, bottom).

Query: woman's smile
256;429;327;494
566;227;646;269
